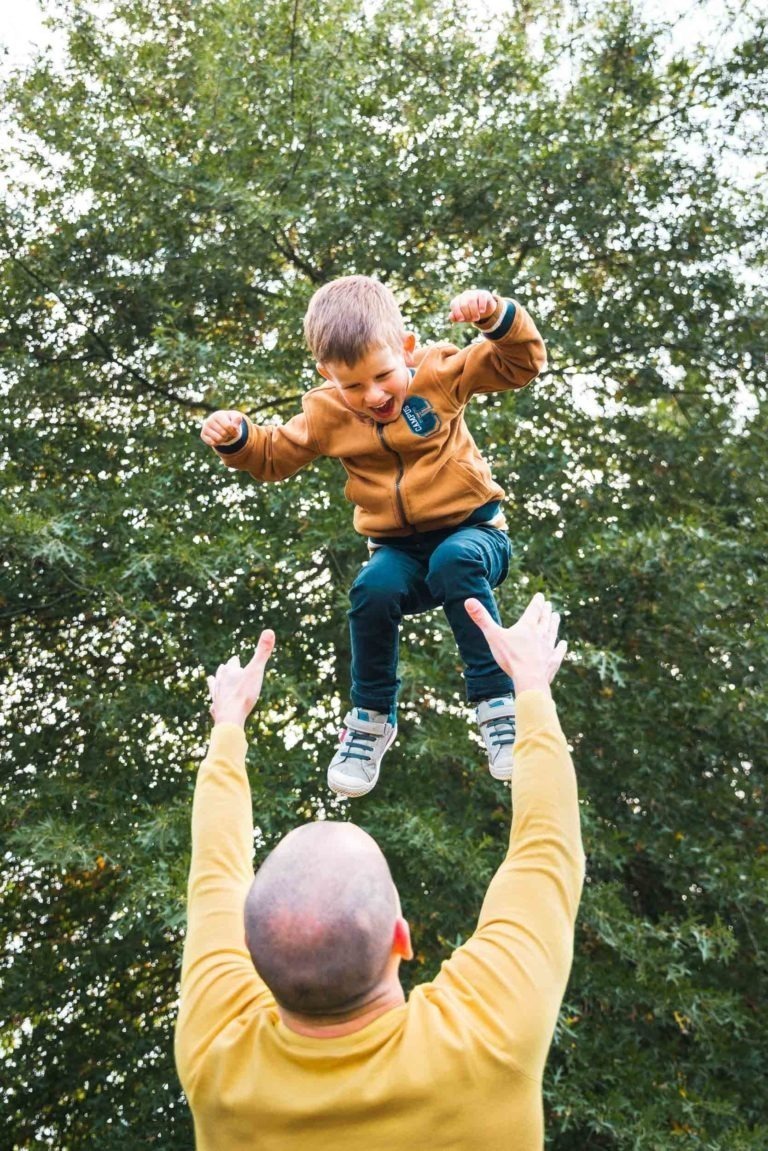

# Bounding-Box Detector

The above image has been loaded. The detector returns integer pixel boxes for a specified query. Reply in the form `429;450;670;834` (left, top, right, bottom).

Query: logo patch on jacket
400;396;442;438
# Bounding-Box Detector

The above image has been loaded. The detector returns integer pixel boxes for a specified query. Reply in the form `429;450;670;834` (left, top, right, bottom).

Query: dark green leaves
1;1;766;1147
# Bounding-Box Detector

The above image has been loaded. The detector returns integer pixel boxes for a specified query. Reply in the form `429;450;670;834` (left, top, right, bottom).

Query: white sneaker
475;696;516;780
327;708;397;798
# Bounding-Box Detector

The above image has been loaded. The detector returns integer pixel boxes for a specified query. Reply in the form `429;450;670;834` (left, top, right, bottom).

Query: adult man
175;594;585;1150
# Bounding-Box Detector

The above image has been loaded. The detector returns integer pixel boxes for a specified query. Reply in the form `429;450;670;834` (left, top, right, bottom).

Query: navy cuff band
482;301;517;341
215;416;249;455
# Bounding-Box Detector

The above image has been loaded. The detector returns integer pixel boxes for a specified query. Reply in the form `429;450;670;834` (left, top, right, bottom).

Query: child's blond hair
303;275;406;367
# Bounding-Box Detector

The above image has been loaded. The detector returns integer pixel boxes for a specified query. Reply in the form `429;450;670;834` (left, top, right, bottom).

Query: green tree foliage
1;0;766;1146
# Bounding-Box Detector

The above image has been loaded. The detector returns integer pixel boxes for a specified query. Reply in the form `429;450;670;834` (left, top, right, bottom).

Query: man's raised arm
433;594;585;1082
174;633;277;1099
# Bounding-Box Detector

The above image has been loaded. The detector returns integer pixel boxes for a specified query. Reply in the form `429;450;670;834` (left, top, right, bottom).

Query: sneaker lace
338;728;377;763
486;715;515;749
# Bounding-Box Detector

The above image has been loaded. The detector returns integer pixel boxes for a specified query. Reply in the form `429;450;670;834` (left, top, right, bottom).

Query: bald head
244;822;401;1016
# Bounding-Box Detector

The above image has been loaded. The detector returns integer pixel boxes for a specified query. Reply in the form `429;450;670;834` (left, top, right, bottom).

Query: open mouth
371;398;396;420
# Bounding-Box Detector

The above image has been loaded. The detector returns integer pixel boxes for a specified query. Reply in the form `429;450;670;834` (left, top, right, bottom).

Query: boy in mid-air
201;277;546;797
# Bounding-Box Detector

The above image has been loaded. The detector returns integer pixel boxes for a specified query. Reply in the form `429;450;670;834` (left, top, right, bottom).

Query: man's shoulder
403;978;515;1057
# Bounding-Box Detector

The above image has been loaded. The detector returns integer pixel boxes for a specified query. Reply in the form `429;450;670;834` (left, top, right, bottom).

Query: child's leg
425;526;515;703
348;544;433;714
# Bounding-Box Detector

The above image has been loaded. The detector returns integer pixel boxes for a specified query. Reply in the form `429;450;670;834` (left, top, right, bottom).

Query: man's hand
448;289;499;325
465;593;566;696
201;410;245;448
207;630;276;727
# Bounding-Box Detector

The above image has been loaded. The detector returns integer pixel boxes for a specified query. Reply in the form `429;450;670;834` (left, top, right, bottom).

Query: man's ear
393;916;413;961
402;332;417;366
316;362;331;381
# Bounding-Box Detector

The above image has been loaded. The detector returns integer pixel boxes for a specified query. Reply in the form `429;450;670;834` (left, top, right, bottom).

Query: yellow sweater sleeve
174;724;275;1096
431;691;585;1081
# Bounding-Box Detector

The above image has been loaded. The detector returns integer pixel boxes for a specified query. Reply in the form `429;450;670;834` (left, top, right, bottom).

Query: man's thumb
465;598;493;631
246;629;276;671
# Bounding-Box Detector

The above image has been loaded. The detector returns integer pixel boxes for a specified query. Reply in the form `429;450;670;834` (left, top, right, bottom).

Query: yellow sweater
175;692;584;1150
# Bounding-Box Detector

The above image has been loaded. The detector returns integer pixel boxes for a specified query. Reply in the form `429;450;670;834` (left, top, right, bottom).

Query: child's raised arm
438;288;546;402
200;401;322;484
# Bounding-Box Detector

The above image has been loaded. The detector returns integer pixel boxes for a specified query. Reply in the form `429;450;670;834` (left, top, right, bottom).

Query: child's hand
448;290;498;324
201;410;245;448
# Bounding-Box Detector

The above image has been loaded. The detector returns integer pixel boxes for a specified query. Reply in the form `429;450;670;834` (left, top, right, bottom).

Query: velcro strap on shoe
478;702;516;726
343;710;391;736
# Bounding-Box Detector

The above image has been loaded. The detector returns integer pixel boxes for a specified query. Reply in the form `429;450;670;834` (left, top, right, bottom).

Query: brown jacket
217;299;545;537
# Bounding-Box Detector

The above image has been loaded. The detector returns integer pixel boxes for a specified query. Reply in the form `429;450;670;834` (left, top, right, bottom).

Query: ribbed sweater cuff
479;298;517;340
206;723;248;764
514;690;561;738
215;416;249;455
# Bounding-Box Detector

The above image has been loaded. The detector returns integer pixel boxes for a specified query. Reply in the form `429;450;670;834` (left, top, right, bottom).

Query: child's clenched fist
201;410;244;448
448;290;499;325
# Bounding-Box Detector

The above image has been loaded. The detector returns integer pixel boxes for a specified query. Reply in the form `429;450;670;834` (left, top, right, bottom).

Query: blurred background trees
1;0;766;1146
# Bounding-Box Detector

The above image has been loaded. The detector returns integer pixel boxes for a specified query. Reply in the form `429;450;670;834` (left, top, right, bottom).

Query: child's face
317;334;416;424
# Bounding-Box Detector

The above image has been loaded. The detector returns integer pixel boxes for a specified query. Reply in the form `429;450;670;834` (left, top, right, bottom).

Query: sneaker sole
488;762;514;782
327;726;398;798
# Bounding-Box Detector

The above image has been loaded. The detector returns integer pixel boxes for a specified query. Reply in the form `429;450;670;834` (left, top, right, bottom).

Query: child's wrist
474;295;504;331
215;415;249;452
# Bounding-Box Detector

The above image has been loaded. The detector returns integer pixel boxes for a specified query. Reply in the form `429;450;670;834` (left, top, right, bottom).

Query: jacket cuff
478;298;517;341
215;416;249;455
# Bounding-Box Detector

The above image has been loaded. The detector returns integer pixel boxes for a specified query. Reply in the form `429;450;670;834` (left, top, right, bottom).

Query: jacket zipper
376;424;411;530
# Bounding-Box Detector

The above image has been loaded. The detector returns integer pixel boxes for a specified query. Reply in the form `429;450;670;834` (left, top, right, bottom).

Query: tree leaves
1;0;767;1147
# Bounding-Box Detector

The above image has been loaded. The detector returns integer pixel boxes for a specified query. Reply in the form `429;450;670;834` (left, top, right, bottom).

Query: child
201;276;546;797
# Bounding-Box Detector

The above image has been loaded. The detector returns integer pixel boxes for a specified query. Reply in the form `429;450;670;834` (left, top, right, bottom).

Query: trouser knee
426;541;486;602
349;572;407;624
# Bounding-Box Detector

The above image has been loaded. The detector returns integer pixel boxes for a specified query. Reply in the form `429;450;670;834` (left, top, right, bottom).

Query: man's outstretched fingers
550;639;568;680
521;592;546;624
245;629;276;673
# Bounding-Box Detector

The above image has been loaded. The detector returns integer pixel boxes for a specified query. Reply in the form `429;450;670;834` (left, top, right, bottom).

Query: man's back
187;992;543;1151
175;690;584;1151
